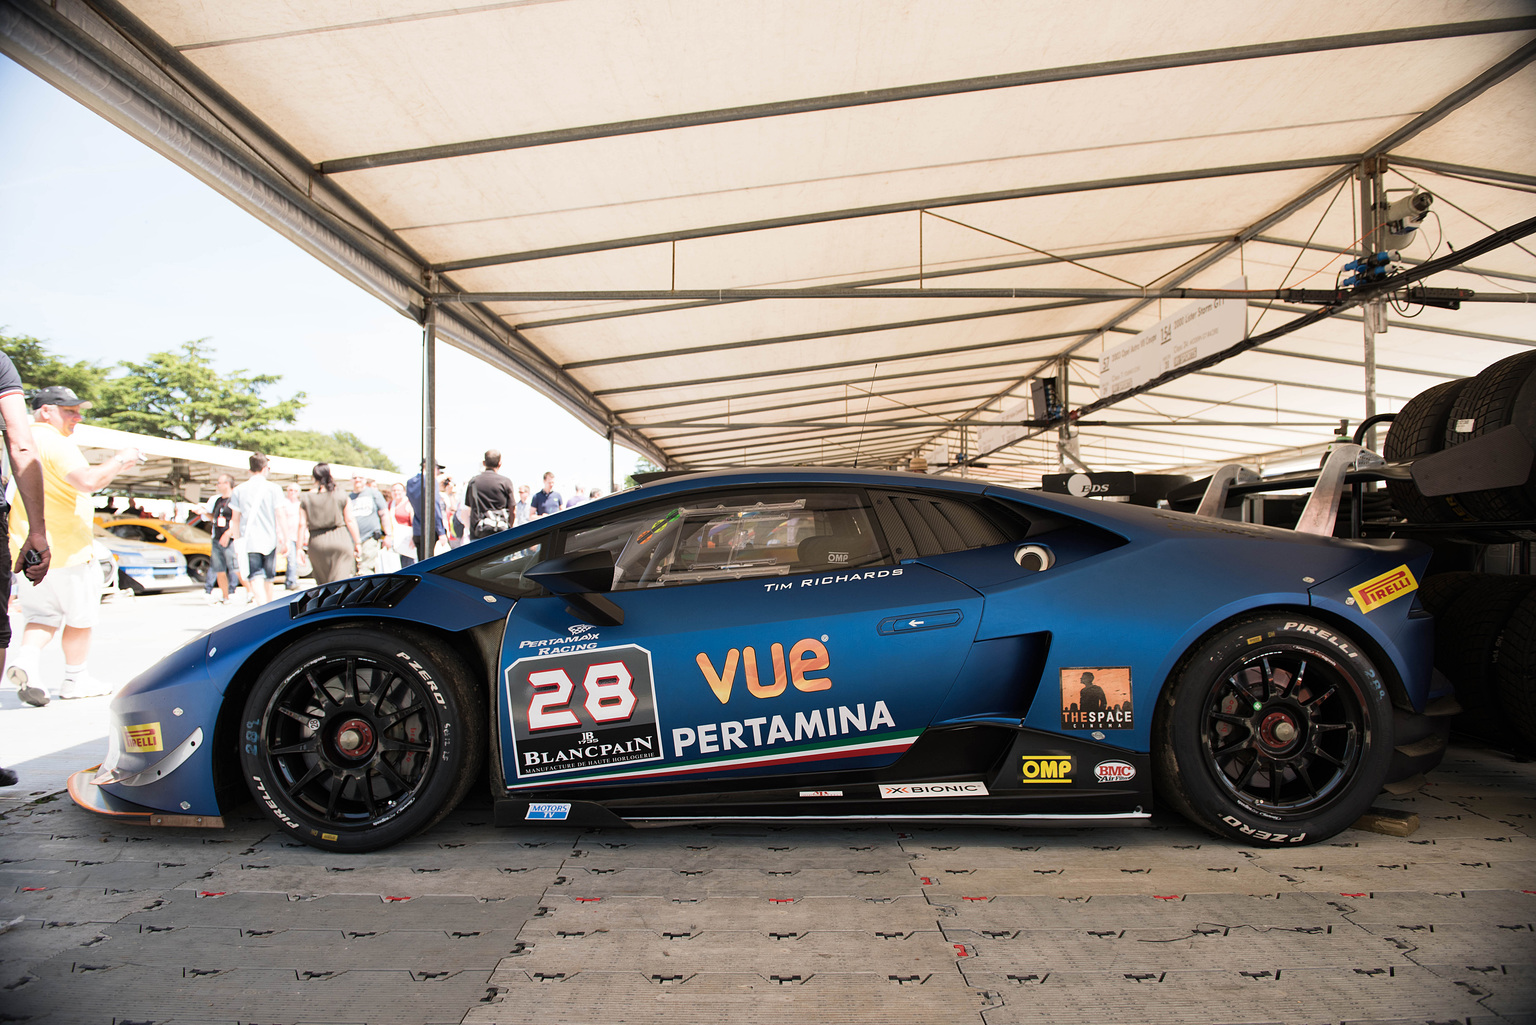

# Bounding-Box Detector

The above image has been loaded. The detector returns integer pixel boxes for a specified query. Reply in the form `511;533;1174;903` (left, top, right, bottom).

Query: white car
92;525;197;594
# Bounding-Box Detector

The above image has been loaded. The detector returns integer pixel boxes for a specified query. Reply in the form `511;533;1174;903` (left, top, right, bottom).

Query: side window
868;490;1025;559
563;490;891;591
441;537;547;598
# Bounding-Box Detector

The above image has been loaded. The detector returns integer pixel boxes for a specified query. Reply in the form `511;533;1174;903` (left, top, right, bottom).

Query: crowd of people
397;451;605;563
178;452;606;597
0;362;616;786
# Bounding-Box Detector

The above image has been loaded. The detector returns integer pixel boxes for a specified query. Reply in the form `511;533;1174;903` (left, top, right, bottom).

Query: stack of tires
1390;352;1536;751
1384;350;1536;539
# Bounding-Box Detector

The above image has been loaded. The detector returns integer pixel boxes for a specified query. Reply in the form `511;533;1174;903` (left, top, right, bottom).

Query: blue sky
0;55;640;495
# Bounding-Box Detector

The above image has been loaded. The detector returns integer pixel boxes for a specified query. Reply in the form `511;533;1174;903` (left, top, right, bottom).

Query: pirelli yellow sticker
1349;565;1418;614
123;722;163;753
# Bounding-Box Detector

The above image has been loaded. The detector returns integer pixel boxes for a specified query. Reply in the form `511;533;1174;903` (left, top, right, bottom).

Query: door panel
498;565;983;792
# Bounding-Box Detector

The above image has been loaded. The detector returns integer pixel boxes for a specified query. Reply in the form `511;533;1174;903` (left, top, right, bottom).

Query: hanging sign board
1100;278;1248;396
978;397;1033;454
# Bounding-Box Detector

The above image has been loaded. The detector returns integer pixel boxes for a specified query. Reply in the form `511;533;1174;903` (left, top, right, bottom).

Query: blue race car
69;468;1437;851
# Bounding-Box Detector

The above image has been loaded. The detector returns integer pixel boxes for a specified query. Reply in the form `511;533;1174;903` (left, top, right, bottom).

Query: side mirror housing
524;549;624;627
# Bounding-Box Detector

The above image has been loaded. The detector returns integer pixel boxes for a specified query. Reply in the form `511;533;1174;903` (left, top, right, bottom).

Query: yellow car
96;516;212;582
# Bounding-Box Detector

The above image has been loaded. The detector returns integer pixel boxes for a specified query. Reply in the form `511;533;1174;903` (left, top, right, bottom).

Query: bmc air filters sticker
1060;666;1134;730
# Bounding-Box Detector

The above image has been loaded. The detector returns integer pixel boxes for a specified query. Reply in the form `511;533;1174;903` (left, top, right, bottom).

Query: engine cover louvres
290;576;418;618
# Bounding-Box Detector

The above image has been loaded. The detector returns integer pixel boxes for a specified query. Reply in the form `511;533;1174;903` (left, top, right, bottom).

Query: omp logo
879;781;989;798
827;551;849;564
568;624;597;636
1020;756;1073;783
124;722;163;753
1348;565;1418;614
1094;759;1136;783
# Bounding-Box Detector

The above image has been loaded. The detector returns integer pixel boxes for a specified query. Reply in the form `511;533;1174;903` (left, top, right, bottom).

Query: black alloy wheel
186;554;210;580
1154;614;1393;845
239;627;484;852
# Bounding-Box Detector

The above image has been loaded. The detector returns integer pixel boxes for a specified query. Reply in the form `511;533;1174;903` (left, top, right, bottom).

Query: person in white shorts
7;386;140;704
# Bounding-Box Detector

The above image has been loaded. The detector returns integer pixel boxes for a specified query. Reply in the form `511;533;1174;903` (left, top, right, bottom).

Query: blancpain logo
879;781;989;799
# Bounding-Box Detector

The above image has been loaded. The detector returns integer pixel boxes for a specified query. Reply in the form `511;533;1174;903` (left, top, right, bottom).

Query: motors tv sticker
1060;667;1134;729
505;644;663;778
1349;565;1417;613
124;722;163;752
526;802;572;821
879;781;988;798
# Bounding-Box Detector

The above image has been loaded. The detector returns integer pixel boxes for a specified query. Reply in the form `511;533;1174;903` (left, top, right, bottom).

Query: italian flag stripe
511;730;922;790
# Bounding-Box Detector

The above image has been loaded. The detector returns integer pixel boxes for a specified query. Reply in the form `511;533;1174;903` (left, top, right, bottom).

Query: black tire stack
1387;355;1536;751
1384;351;1536;540
1418;570;1536;750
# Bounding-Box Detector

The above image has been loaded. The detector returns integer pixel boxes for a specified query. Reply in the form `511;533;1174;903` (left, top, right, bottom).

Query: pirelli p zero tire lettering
239;626;485;853
1153;614;1393;847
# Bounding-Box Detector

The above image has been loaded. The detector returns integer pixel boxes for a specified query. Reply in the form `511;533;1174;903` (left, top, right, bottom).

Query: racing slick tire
239;626;485;853
1383;377;1473;525
1491;587;1536;751
1153;614;1393;846
1443;350;1536;532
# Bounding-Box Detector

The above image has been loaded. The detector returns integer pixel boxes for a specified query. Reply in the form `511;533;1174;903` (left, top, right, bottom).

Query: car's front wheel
1153;614;1393;846
239;626;485;852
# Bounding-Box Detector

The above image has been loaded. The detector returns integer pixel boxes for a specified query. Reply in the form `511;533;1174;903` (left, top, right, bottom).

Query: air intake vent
290;575;418;618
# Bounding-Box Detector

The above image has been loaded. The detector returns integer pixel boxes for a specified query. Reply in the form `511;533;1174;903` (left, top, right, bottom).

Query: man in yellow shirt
0;352;52;782
7;386;140;705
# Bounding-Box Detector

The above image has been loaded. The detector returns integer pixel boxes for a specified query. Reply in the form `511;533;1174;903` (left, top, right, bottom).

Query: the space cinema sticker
505;644;664;777
1060;666;1134;730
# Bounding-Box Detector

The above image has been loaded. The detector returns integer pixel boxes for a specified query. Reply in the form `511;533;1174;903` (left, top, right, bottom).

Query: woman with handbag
298;463;361;585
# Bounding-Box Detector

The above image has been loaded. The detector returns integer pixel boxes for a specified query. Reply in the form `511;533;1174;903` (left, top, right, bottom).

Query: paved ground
1;588;1534;1024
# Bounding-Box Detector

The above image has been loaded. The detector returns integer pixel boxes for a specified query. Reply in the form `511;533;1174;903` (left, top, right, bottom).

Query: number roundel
526;662;637;731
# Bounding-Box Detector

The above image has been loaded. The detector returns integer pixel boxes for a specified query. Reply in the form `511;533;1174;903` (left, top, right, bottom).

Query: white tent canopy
4;1;1533;485
72;423;404;501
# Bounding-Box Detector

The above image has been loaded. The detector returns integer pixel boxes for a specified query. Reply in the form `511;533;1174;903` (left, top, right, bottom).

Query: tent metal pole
420;290;438;564
1359;158;1385;452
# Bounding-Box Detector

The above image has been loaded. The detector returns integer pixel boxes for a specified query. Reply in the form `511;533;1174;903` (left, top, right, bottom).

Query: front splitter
67;767;224;829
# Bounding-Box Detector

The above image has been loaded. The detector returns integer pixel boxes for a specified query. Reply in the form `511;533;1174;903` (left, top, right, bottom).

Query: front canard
1349;565;1418;614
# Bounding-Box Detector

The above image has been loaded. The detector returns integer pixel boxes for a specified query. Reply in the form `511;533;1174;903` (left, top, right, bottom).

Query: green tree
264;429;399;473
1;332;107;399
623;456;665;489
94;339;305;447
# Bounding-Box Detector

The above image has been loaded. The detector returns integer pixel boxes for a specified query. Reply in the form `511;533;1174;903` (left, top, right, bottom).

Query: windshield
158;521;208;544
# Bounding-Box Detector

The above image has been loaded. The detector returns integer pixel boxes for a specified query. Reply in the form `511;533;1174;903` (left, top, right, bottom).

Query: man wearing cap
0;353;52;782
7;386;140;704
405;459;447;561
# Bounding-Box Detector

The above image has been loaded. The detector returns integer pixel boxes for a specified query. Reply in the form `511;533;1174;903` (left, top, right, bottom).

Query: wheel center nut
1258;710;1300;751
334;718;375;758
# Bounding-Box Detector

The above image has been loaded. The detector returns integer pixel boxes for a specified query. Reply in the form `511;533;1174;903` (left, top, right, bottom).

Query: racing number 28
527;661;637;731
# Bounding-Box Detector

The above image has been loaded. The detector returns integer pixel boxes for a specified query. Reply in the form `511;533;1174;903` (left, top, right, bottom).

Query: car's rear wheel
239;626;485;852
1153;614;1393;845
186;554;209;580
